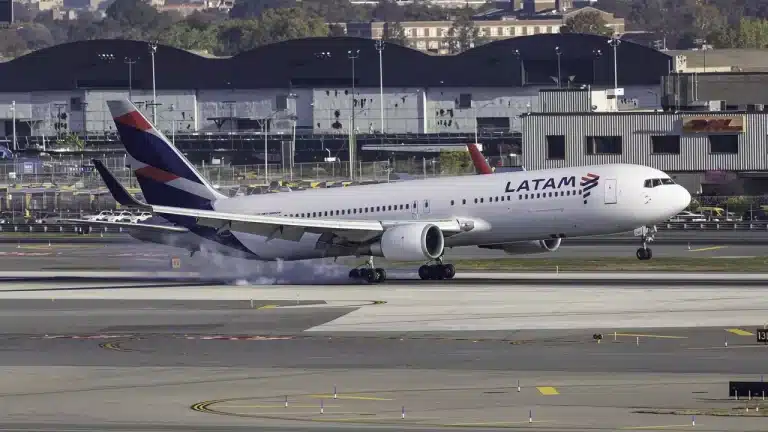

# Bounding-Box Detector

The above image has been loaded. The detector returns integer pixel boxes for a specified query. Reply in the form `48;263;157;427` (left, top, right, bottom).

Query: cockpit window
644;178;676;188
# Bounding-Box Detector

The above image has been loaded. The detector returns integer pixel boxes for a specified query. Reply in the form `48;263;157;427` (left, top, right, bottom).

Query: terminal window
708;135;738;154
584;136;622;155
651;135;681;154
546;135;565;159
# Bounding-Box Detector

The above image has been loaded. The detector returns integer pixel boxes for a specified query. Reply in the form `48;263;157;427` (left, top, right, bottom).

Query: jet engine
366;223;445;261
479;238;562;255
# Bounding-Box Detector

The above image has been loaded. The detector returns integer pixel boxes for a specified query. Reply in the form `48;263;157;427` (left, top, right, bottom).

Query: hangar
0;34;674;141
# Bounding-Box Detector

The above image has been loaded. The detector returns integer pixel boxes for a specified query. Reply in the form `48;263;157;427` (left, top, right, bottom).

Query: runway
0;238;767;432
0;241;765;275
0;279;764;431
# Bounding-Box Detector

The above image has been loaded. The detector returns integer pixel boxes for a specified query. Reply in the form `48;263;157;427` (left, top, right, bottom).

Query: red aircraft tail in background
467;143;494;175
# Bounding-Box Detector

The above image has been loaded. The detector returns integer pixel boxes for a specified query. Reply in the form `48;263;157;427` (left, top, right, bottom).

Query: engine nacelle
368;223;445;261
479;238;562;255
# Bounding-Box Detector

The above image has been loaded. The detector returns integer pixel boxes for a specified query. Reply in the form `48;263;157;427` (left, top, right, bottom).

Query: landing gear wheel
442;264;456;279
375;268;387;282
636;248;652;260
365;269;380;283
418;263;456;280
418;265;430;280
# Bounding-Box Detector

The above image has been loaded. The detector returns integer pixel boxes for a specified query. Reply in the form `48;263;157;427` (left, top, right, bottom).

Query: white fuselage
209;163;690;261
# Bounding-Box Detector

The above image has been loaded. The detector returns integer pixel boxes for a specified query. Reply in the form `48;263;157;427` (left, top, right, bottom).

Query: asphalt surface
0;252;766;432
0;241;765;275
0;294;763;431
2;229;768;245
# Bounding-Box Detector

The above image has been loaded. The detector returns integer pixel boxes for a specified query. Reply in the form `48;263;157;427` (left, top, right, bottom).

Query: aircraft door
411;200;419;219
604;178;617;204
422;199;431;215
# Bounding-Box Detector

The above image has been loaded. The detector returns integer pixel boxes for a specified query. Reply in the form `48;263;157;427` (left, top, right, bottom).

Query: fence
0;156;479;189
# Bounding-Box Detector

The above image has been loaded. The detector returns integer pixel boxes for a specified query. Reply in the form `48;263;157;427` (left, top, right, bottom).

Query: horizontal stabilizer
92;159;150;209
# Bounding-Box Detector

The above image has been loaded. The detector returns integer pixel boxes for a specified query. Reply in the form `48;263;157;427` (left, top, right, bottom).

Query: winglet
467;143;494;175
92;159;151;209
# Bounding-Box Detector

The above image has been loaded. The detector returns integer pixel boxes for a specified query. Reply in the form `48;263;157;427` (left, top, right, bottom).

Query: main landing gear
635;225;657;261
349;257;387;283
418;257;456;280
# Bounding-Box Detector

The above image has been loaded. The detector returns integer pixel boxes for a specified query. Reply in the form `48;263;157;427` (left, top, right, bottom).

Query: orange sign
682;116;745;133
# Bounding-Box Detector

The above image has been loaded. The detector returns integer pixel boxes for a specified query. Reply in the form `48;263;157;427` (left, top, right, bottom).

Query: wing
150;205;475;243
60;219;190;233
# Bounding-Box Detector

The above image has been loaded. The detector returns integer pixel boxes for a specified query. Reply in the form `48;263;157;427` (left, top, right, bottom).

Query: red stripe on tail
115;111;152;131
467;144;493;175
135;166;180;183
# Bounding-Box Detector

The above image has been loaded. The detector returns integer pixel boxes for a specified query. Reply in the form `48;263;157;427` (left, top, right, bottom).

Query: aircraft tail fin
467;143;494;175
106;99;227;211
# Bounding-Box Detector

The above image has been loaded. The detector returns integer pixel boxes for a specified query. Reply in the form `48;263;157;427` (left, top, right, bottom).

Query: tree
737;16;768;48
0;28;27;58
444;14;480;54
250;7;328;46
560;10;614;36
383;21;408;47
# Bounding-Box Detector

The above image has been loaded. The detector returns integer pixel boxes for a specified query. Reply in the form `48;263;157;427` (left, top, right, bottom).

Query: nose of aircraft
673;185;692;212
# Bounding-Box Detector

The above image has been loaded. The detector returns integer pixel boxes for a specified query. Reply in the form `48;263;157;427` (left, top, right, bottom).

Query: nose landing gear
635;225;657;260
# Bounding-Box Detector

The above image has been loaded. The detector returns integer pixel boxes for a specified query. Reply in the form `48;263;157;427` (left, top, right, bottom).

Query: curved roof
0;34;673;92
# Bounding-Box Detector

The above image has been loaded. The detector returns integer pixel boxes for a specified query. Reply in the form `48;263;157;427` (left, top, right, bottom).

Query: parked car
742;209;768;221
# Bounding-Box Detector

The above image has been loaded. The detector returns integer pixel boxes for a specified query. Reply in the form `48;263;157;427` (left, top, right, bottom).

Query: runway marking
614;333;687;339
725;328;753;336
446;420;553;427
689;345;768;350
258;305;278;309
219;404;342;409
688;246;727;252
537;386;559;395
308;394;393;401
621;425;694;430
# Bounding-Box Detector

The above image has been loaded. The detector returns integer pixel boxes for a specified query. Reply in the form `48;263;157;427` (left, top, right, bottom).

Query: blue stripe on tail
115;123;203;185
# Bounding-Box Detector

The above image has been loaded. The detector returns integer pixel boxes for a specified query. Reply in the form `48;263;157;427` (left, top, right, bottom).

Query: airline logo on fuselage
504;173;599;205
505;176;576;193
580;173;600;204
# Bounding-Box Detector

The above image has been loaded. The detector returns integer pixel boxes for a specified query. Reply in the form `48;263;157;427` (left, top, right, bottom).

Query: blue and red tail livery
580;173;600;204
107;100;226;216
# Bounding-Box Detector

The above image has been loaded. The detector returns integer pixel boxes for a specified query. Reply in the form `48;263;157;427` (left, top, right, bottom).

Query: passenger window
518;195;522;200
406;204;409;209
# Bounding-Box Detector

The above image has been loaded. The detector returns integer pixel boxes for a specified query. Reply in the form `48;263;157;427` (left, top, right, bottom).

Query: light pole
263;117;268;185
694;38;707;72
10;101;16;152
148;41;157;124
513;49;524;86
592;49;602;85
554;46;562;88
608;37;621;94
168;104;176;146
124;57;136;101
375;40;385;133
472;102;478;144
348;49;360;181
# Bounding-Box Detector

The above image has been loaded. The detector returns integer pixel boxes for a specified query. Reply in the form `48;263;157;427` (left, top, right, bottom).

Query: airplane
71;142;498;257
80;99;691;283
